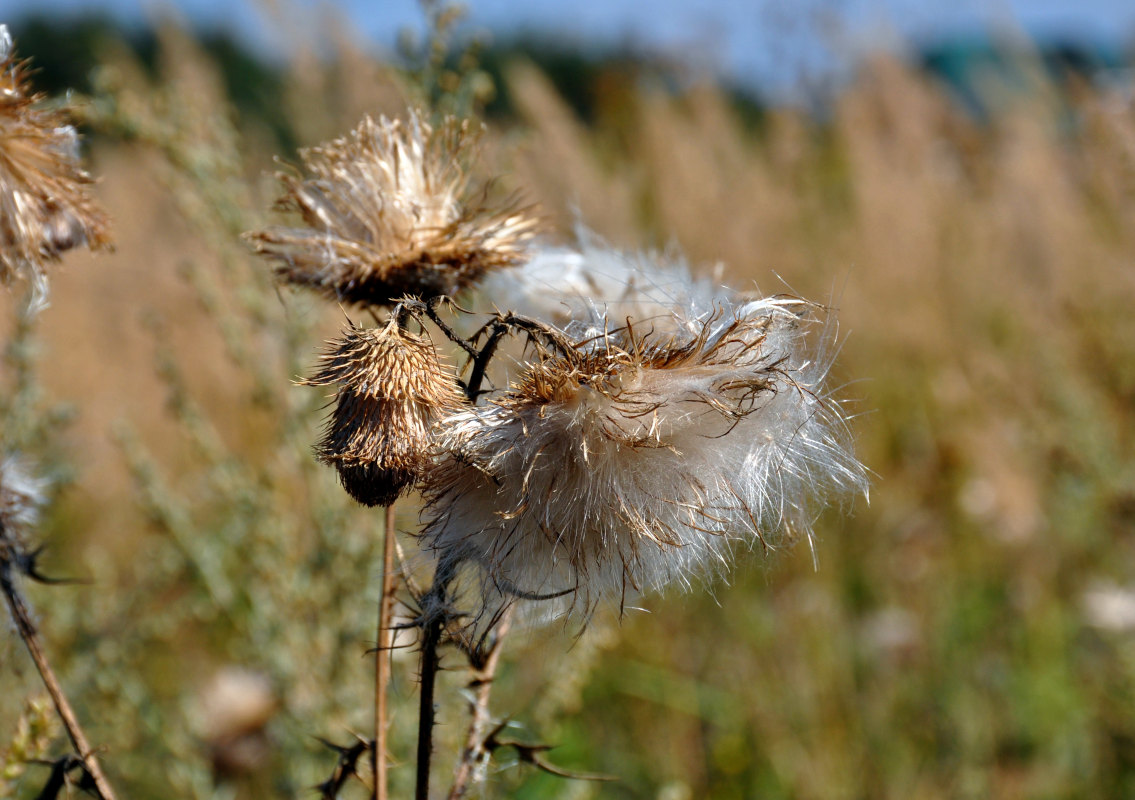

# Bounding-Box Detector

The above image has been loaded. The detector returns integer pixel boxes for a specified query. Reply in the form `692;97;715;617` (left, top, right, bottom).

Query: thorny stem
465;312;579;401
464;322;509;402
0;559;119;800
374;502;399;800
447;608;513;800
416;558;458;800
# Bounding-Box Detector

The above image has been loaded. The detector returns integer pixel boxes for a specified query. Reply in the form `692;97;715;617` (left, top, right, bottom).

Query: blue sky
1;0;1132;98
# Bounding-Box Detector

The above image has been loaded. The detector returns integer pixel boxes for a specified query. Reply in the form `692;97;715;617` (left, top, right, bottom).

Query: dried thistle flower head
422;297;867;622
0;25;112;310
246;110;537;308
302;315;465;506
0;455;46;560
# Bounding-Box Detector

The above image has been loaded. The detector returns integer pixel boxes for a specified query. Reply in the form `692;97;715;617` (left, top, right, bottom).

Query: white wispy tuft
420;294;868;625
476;234;727;335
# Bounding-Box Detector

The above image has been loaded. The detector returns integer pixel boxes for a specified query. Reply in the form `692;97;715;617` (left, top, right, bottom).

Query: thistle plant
423;296;866;623
0;25;111;317
248;103;866;799
245;111;537;307
301;314;465;507
0;24;117;800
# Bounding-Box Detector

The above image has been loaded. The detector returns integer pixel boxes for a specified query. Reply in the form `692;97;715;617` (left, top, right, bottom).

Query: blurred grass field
2;12;1135;799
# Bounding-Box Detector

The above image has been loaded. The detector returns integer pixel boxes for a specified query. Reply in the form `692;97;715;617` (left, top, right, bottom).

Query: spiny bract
302;316;465;507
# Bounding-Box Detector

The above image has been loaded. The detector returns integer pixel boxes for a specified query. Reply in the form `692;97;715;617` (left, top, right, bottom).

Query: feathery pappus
0;25;112;311
301;314;465;507
476;235;725;335
419;294;868;623
246;110;538;308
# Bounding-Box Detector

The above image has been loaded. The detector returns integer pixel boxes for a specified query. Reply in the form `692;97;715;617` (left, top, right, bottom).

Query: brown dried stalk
447;609;513;800
373;502;398;800
0;556;118;800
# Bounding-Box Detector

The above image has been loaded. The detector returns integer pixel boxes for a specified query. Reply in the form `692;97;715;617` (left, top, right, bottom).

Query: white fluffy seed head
420;296;868;625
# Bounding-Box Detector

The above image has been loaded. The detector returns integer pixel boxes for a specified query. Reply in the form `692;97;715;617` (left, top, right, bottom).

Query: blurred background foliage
1;4;1135;799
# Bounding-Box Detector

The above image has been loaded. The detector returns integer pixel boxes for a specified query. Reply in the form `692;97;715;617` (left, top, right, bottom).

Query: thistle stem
415;559;457;800
374;502;398;800
447;609;513;800
0;560;119;800
465;323;508;402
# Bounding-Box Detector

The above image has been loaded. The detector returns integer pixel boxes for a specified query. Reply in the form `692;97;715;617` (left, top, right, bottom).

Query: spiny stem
447;608;513;800
416;560;457;800
465;322;508;402
373;502;398;800
0;561;119;800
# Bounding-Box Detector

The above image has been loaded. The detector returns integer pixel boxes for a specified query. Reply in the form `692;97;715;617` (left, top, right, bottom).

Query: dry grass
1;20;1134;800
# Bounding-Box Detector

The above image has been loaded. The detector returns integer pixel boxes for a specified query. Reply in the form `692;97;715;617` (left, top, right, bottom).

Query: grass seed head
0;26;112;310
302;315;465;506
422;296;868;622
246;110;538;308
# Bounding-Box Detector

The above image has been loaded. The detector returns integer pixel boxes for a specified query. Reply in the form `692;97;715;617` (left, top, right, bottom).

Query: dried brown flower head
246;111;537;308
302;315;465;506
0;26;111;307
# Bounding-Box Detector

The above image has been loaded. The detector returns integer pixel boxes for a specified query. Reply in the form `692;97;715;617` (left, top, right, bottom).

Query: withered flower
246;111;537;307
303;315;465;506
0;25;112;310
422;296;867;620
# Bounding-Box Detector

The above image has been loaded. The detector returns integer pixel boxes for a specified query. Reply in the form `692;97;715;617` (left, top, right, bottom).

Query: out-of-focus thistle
302;313;465;507
246;111;538;307
0;455;121;800
0;455;45;564
421;296;868;620
0;25;111;313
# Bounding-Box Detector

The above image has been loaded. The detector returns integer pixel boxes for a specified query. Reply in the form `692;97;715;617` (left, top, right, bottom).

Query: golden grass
2;24;1134;799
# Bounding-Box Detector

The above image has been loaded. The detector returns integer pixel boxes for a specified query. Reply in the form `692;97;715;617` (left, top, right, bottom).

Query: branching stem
415;558;458;800
447;608;513;800
0;559;119;800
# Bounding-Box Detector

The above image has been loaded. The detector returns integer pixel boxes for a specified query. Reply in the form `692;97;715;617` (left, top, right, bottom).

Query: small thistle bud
422;297;867;621
302;316;465;506
0;25;112;309
246;110;537;308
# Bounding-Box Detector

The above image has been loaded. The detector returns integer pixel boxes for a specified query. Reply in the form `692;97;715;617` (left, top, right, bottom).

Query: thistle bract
303;317;464;507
